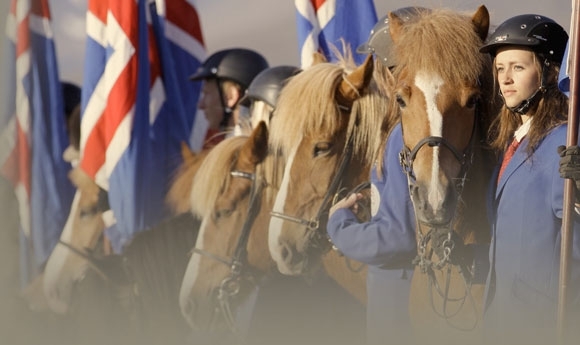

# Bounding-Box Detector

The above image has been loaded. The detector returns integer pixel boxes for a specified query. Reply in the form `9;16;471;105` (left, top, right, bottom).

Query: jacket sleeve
327;125;417;267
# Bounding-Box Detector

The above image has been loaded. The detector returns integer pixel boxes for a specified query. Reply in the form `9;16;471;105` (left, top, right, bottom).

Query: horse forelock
393;9;487;92
190;136;247;217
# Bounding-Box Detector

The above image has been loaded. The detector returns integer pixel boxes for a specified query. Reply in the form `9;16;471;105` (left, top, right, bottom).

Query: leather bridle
189;169;262;334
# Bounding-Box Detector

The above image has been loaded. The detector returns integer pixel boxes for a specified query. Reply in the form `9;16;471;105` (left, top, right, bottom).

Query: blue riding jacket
327;124;416;345
484;124;580;344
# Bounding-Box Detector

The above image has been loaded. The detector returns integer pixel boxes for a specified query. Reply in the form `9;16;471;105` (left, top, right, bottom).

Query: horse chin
275;259;307;276
182;296;221;331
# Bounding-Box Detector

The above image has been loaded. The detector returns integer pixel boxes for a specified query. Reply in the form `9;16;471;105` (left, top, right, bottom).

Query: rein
399;106;482;330
189;169;262;334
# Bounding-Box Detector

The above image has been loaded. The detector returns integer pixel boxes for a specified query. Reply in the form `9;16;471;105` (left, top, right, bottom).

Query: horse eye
396;94;406;108
313;142;332;157
213;208;233;221
465;94;479;109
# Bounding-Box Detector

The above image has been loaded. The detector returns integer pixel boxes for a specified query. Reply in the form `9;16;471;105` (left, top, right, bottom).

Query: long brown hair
489;53;568;154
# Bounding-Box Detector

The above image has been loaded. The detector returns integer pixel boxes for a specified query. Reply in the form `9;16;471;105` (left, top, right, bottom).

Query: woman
479;14;580;344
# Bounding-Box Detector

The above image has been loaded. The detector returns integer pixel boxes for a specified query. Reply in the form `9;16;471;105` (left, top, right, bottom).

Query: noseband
189;169;261;334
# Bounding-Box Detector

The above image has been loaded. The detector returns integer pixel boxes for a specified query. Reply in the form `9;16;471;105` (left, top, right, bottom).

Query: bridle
399;102;482;330
269;134;355;253
189;168;262;334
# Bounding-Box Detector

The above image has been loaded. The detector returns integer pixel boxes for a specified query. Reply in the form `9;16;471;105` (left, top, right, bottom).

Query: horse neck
322;250;367;306
453;143;494;245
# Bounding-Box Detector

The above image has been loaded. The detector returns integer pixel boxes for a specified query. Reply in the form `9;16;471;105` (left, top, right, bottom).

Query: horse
179;120;367;345
266;50;394;278
387;5;499;341
42;142;206;344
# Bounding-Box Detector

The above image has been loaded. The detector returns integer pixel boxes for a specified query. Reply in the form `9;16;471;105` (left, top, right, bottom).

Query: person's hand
558;145;580;201
329;193;364;219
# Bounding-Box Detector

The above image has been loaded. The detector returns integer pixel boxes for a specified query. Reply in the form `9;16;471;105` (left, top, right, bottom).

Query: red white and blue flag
295;0;377;67
80;0;205;252
0;0;75;282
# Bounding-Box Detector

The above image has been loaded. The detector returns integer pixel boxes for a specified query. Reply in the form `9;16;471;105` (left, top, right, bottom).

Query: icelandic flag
295;0;377;67
0;0;75;284
80;0;205;253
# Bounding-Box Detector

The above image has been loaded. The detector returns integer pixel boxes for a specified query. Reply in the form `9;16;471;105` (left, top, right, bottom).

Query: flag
0;0;75;283
295;0;377;67
80;0;205;252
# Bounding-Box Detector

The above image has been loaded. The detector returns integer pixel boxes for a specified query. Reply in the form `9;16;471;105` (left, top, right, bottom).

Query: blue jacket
327;124;416;345
484;124;580;343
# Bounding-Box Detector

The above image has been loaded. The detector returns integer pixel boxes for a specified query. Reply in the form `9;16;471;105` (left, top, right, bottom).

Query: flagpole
559;0;580;342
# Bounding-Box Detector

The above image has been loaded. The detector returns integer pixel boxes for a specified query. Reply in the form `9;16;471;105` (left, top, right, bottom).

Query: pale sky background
15;0;574;86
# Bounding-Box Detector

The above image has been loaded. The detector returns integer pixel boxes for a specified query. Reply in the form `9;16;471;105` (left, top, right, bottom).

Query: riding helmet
239;65;302;108
189;48;269;90
480;14;568;64
356;7;430;67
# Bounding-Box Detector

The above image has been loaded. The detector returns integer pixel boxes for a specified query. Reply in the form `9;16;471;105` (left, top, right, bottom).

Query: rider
238;65;301;131
327;7;428;345
189;48;269;147
480;14;580;344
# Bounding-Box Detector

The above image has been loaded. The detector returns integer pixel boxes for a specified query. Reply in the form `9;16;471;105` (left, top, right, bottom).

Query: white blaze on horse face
43;190;83;314
415;71;445;211
179;216;208;319
268;145;297;273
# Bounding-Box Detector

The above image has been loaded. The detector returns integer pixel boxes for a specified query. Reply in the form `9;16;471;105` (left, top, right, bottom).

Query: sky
7;0;570;86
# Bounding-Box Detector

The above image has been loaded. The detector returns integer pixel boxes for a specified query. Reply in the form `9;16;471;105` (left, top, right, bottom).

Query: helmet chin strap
503;58;551;115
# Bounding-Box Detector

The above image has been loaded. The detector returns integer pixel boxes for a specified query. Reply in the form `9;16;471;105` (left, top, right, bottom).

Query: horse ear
472;5;490;42
180;141;196;166
311;52;327;66
337;54;374;104
242;121;269;165
388;11;405;44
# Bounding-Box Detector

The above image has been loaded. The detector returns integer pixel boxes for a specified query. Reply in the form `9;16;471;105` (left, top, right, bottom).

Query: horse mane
392;7;498;139
166;144;210;215
270;49;390;169
189;135;248;217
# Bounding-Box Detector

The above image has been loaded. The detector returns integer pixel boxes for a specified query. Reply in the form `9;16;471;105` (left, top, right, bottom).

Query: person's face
495;47;541;110
198;78;224;130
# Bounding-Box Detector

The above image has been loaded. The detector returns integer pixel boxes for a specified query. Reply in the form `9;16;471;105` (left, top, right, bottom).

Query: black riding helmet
356;7;430;67
480;14;568;114
189;48;269;89
189;48;269;127
239;65;302;108
480;14;568;64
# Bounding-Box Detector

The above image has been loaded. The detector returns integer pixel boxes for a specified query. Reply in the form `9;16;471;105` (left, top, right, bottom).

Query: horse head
268;53;391;275
43;167;108;314
179;122;274;331
389;6;494;227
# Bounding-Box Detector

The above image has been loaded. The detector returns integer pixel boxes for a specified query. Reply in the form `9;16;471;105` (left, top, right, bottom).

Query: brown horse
388;5;499;341
178;121;367;345
42;141;206;344
266;50;393;278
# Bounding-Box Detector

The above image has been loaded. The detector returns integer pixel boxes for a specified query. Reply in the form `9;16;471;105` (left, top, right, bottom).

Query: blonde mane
189;136;247;217
269;51;390;168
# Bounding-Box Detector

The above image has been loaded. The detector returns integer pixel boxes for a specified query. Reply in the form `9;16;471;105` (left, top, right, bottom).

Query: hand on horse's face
329;193;364;219
558;145;580;201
